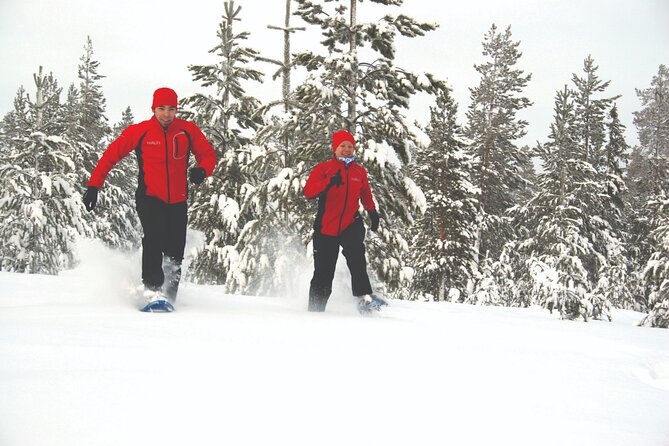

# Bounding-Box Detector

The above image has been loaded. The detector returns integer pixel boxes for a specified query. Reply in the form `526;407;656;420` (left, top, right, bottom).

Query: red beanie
332;130;355;151
152;87;178;109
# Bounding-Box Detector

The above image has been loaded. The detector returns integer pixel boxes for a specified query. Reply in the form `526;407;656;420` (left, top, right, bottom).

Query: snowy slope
1;241;668;446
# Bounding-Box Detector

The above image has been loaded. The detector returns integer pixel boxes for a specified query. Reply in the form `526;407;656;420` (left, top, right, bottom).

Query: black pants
308;218;373;312
136;195;188;301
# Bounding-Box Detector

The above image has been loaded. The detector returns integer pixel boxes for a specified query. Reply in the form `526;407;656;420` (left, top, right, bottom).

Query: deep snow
1;240;668;446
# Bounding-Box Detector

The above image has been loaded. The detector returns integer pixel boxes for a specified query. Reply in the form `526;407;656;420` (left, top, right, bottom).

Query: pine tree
67;37;111;186
219;1;308;296
258;0;305;117
641;193;669;328
571;56;619;173
70;38;139;250
181;1;265;285
633;65;669;325
76;36;110;153
111;106;135;140
464;24;532;286
514;145;538;204
62;84;82;140
515;86;602;321
409;89;478;301
569;57;627;315
90;107;142;251
593;104;632;309
633;65;669;193
0;67;85;274
245;0;448;296
625;145;655;310
604;105;628;178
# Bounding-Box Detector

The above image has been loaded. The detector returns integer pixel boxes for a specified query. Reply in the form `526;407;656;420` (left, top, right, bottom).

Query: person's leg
136;196;167;291
340;218;373;297
163;201;188;302
308;232;339;312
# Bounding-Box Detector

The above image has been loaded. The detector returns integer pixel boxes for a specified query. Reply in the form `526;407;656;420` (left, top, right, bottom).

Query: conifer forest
1;0;668;328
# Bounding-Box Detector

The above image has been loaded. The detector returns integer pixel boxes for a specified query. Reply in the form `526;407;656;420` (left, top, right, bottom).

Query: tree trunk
347;0;357;130
282;0;291;114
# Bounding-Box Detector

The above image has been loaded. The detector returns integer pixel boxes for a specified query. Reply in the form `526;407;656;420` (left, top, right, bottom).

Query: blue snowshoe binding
357;294;388;315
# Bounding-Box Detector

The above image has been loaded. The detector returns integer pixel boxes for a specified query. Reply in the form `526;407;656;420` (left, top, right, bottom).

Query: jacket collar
150;115;176;132
332;155;357;167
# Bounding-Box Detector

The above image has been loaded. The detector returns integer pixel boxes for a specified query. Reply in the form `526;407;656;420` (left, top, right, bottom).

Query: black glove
189;167;206;184
369;209;380;232
82;186;98;212
329;170;343;188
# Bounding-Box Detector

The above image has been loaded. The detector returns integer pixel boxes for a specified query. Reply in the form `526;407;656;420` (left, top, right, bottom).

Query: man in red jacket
82;88;217;308
304;130;386;314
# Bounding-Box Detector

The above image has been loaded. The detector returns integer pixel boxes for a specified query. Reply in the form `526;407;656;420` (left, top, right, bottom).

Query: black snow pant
308;218;373;312
136;195;188;301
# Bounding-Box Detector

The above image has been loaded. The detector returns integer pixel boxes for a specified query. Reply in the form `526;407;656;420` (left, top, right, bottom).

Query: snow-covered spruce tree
408;89;478;301
485;145;538;308
641;194;669;328
223;126;309;295
75;37;110;159
221;0;308;296
604;104;628;180
464;24;532;296
249;0;447;297
515;86;603;321
0;67;85;274
571;55;618;173
111;106;134;139
632;65;669;194
630;68;669;218
89;106;142;251
593;103;633;309
180;0;264;285
632;65;669;320
468;238;531;307
570;56;628;314
66;37;111;188
627;144;657;305
73;38;141;251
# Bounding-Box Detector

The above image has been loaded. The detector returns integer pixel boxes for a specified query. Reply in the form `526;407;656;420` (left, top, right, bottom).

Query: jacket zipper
163;128;171;203
336;163;350;235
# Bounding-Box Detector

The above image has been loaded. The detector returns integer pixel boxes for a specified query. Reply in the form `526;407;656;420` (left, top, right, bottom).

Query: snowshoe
139;289;175;313
140;299;175;313
357;294;388;315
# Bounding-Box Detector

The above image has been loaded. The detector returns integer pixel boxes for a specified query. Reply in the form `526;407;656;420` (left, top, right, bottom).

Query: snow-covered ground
1;241;668;446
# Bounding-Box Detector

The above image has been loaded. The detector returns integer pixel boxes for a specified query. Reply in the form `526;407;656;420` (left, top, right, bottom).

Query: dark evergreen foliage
409;89;478;301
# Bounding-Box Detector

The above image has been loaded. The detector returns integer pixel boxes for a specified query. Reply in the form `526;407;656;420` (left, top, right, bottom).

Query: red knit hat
332;130;355;151
152;87;178;109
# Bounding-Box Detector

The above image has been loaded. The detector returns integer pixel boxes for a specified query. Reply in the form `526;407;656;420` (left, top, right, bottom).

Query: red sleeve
188;123;217;176
360;168;376;211
87;126;138;188
304;162;329;199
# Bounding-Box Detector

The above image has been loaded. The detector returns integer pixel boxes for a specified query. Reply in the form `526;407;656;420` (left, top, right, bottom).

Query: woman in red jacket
83;88;217;310
304;130;387;314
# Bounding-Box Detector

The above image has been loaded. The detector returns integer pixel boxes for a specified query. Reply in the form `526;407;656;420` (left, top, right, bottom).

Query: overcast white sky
1;0;667;147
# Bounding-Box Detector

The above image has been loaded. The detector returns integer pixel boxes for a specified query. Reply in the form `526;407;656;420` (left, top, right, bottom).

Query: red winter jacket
88;116;217;204
304;157;376;236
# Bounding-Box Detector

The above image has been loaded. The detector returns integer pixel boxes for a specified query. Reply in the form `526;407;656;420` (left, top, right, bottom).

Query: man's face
334;140;355;158
153;105;177;127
